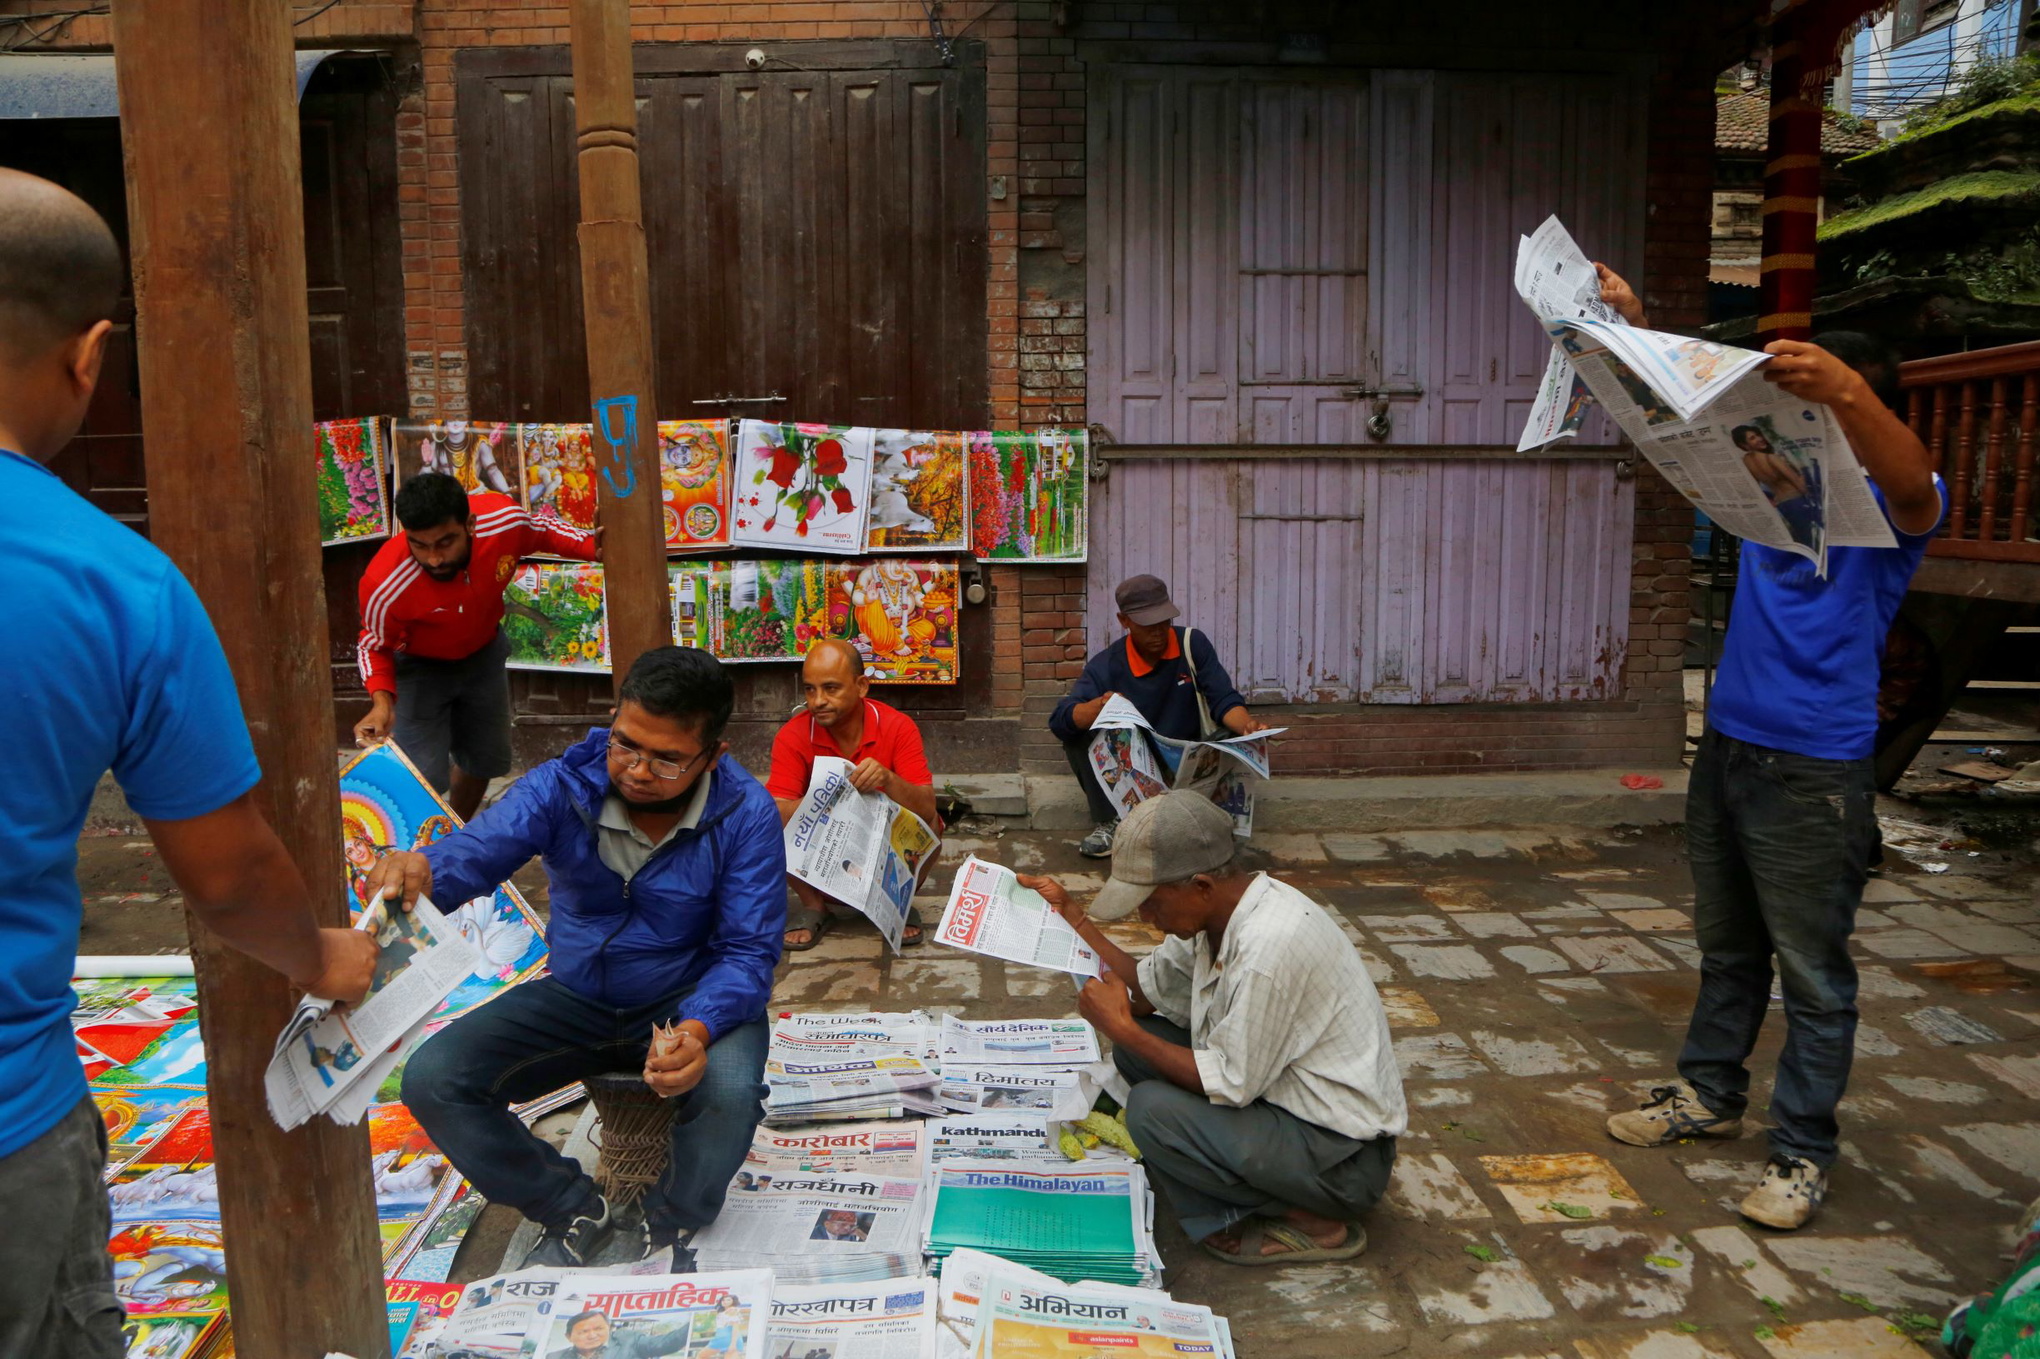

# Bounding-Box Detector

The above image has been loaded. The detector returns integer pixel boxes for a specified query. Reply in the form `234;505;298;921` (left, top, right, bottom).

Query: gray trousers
0;1095;126;1359
394;627;515;792
1116;1016;1397;1243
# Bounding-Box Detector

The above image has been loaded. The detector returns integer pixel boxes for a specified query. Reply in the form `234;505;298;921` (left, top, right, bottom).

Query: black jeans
1677;729;1877;1167
1063;737;1117;825
0;1095;125;1358
400;976;768;1233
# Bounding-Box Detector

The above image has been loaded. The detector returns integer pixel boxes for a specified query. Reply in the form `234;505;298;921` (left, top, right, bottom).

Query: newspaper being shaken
935;857;1100;979
766;1277;940;1359
746;1121;929;1178
1086;695;1279;837
938;1016;1099;1067
689;1172;928;1285
785;755;941;952
535;1270;774;1359
1514;215;1898;575
265;893;478;1131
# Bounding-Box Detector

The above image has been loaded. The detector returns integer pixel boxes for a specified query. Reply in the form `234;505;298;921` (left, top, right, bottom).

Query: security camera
745;48;767;70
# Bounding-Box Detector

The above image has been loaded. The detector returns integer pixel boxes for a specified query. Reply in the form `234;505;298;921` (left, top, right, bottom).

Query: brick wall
11;0;1760;781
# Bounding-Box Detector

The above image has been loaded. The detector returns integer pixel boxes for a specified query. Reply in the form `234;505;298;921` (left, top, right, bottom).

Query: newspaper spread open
746;1121;929;1178
265;893;478;1130
1514;214;1630;452
689;1173;928;1284
938;1016;1099;1066
1514;215;1899;575
970;1267;1225;1359
536;1271;774;1359
785;755;941;951
1085;695;1279;836
938;1065;1094;1121
935;857;1100;979
766;1277;940;1359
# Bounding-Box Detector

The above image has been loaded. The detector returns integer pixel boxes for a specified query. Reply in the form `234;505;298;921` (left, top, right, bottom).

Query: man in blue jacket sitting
367;646;786;1266
1049;574;1267;857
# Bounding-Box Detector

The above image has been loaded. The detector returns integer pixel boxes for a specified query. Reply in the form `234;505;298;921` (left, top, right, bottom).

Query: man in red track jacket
356;471;599;818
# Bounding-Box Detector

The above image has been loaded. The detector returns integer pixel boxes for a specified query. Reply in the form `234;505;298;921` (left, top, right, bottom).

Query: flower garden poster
659;420;732;552
967;428;1089;561
712;558;830;661
731;419;874;555
391;420;520;497
502;561;611;673
518;423;598;531
317;417;391;546
864;429;968;552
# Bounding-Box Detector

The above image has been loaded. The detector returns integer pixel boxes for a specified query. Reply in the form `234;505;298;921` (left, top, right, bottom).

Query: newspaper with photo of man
783;755;941;952
264;892;478;1131
535;1271;774;1359
1513;215;1897;576
689;1173;928;1284
1085;695;1278;837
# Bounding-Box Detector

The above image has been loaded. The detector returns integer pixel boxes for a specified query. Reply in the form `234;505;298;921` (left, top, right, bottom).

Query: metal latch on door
1339;384;1425;443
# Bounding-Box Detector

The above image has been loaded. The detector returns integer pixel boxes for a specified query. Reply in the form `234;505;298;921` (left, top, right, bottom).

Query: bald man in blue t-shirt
1589;266;1945;1234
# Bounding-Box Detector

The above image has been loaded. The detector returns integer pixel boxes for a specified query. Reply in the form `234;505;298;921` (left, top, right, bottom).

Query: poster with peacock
730;419;875;555
501;561;611;673
966;428;1089;561
863;429;968;552
316;417;392;546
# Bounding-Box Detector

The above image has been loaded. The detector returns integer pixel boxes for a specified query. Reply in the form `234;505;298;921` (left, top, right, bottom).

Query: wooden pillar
570;0;673;685
109;5;389;1357
1758;13;1823;345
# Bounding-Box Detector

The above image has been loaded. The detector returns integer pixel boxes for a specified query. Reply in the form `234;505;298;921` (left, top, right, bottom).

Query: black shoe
523;1196;618;1268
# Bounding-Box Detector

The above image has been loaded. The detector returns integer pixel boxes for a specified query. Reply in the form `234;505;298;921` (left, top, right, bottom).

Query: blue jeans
1677;729;1876;1166
402;976;768;1233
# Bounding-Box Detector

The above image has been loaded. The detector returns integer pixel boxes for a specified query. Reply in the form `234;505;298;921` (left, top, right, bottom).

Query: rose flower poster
731;419;874;555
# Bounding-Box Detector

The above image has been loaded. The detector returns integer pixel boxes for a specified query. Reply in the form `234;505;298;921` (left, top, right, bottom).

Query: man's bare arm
1763;340;1942;536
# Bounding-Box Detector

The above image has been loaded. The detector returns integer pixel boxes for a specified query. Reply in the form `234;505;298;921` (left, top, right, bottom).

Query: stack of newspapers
687;1168;930;1284
420;1267;775;1359
923;1159;1163;1288
934;1014;1104;1122
763;1010;944;1125
935;1248;1235;1359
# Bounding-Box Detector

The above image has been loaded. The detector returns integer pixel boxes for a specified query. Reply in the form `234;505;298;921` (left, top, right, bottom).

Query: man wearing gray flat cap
1048;574;1267;858
1019;792;1404;1266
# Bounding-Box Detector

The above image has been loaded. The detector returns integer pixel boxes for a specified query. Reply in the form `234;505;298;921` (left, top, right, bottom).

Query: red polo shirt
766;698;934;802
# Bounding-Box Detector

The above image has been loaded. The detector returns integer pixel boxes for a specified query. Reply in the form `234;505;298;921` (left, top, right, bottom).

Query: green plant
1900;51;2040;136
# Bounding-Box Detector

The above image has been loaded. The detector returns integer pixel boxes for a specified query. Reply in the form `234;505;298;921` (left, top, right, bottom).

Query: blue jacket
1047;625;1246;745
423;728;787;1032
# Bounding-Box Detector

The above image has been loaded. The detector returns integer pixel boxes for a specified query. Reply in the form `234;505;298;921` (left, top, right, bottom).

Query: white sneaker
1077;822;1116;858
1739;1154;1827;1230
1605;1081;1744;1147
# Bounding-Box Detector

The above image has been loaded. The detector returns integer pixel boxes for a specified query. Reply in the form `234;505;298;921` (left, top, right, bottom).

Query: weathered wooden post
109;1;389;1354
570;0;673;682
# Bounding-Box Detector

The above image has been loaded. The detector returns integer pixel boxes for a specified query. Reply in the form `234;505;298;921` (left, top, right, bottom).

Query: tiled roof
1716;90;1883;156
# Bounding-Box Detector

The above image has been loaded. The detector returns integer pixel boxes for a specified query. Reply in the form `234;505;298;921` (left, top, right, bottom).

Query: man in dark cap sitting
1048;574;1267;857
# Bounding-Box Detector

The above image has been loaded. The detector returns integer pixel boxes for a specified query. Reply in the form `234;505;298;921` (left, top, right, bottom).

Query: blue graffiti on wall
593;394;640;497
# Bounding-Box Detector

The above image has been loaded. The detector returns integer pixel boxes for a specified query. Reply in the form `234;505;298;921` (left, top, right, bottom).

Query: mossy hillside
1818;169;2040;241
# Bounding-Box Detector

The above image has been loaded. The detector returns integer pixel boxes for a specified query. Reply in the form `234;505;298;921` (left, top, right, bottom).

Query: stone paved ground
74;799;2040;1358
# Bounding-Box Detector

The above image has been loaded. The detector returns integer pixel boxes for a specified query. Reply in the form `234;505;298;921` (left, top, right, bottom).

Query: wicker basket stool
585;1071;676;1209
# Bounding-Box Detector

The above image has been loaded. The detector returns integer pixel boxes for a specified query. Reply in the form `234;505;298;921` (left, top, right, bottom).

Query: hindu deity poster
864;429;968;552
711;558;832;661
517;422;598;531
827;559;960;684
967;428;1089;561
730;419;875;555
659;419;733;552
316;417;391;546
502;560;611;674
391;420;520;497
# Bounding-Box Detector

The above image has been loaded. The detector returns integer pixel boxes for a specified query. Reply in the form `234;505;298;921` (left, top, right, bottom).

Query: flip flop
899;905;927;948
783;902;833;953
1200;1219;1367;1267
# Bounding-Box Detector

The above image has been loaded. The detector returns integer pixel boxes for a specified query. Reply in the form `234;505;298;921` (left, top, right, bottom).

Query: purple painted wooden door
1087;66;1642;704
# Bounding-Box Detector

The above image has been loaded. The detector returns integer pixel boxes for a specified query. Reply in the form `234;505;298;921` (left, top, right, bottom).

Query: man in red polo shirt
355;471;599;819
767;639;939;950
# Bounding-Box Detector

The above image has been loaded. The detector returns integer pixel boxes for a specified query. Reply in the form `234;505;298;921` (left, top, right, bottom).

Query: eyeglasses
606;738;709;782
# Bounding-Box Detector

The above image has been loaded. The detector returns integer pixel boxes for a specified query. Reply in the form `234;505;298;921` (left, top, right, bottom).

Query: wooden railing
1901;340;2040;562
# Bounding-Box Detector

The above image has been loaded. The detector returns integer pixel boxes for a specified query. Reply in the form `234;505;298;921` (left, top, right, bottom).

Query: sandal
1200;1218;1367;1267
899;905;926;948
783;902;833;953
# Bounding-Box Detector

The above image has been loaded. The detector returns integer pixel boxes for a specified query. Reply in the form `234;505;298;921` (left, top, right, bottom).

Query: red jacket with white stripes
356;493;597;695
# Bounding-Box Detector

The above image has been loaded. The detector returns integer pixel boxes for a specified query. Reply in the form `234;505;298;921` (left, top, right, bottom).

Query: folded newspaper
265;893;478;1131
746;1120;929;1178
933;1249;1230;1359
935;857;1100;979
1514;214;1897;575
765;1052;944;1125
938;1065;1095;1121
535;1271;775;1359
767;1276;940;1359
1086;695;1278;837
689;1171;928;1284
924;1160;1162;1288
967;1265;1230;1359
784;755;941;952
939;1016;1099;1067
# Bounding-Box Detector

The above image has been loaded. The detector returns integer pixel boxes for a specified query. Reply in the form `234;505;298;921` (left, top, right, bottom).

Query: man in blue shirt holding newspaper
366;647;786;1267
1593;268;1945;1231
